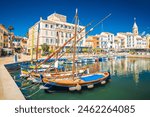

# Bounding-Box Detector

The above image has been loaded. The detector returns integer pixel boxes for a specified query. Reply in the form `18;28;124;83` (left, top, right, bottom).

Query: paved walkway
0;65;25;100
0;54;33;65
0;54;31;99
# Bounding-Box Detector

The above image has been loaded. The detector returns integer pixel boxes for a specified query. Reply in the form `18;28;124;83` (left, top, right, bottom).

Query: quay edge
0;65;25;100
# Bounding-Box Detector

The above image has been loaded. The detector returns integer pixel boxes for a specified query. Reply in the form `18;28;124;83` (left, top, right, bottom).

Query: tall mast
36;23;40;60
55;31;59;73
31;27;34;63
72;8;78;79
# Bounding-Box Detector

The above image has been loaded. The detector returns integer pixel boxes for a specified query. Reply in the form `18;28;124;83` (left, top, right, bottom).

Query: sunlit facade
0;24;9;56
86;18;149;51
27;13;85;54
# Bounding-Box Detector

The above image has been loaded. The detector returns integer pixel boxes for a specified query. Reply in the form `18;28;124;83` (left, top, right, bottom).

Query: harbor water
9;57;150;100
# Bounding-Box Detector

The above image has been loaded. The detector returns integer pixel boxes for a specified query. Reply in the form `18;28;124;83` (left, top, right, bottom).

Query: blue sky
0;0;150;36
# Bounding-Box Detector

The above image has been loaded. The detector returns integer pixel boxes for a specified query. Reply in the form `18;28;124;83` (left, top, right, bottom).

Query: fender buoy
87;84;94;89
69;87;76;91
101;80;106;85
76;84;81;91
39;85;49;90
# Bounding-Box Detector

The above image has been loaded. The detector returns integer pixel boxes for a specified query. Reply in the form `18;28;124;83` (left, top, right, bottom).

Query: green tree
93;48;102;54
66;48;71;53
41;43;49;55
82;48;88;53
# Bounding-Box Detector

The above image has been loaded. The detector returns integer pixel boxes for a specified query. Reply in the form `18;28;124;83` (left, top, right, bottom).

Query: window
50;25;53;29
56;24;59;28
50;39;53;43
45;24;48;28
69;33;72;38
46;38;49;43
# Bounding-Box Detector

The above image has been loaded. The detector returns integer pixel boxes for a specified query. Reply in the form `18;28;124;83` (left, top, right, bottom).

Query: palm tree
8;26;14;32
8;26;14;54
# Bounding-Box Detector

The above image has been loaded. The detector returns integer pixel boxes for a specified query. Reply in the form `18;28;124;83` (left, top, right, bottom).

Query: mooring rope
25;83;53;98
20;83;40;90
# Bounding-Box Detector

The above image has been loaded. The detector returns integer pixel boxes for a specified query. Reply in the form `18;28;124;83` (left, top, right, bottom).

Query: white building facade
28;13;85;54
99;32;115;51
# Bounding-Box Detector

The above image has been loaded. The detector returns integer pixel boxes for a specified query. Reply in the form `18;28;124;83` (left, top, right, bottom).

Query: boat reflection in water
9;57;150;100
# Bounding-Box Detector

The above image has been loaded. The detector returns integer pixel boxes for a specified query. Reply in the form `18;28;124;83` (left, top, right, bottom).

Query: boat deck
81;74;104;82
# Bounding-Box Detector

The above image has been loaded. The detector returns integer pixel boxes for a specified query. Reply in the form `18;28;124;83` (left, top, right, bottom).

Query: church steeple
132;17;138;36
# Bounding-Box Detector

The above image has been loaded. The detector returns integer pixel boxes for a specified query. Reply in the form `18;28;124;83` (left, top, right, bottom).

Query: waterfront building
113;18;148;51
99;32;115;51
86;35;99;49
13;36;28;53
27;13;85;55
146;34;150;48
117;18;147;50
20;37;28;53
86;32;115;52
0;24;9;56
86;18;149;52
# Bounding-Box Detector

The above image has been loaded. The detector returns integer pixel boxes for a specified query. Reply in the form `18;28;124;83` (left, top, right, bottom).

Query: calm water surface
10;58;150;100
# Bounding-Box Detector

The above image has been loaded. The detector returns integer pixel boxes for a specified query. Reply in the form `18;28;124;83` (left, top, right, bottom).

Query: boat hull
42;72;111;91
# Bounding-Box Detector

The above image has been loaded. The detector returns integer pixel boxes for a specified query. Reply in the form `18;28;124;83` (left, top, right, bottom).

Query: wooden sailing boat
39;9;111;91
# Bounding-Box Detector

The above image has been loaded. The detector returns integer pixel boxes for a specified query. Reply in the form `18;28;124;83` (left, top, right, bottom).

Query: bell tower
132;17;138;36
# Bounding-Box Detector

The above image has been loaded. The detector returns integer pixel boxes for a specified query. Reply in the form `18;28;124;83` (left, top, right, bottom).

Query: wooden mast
31;27;34;63
33;21;92;71
55;31;59;73
36;23;40;60
72;8;78;80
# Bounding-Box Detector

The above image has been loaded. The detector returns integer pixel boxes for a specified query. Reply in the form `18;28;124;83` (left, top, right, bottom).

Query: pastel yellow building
86;35;99;49
0;24;9;56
